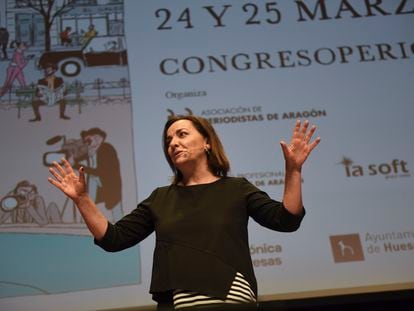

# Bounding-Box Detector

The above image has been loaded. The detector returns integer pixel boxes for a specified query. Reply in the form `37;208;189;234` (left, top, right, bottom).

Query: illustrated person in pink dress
0;41;30;97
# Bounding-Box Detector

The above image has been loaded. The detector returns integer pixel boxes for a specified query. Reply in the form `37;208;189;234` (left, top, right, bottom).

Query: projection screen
0;1;413;310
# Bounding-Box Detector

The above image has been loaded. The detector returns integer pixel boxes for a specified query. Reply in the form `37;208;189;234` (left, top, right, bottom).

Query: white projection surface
1;1;413;310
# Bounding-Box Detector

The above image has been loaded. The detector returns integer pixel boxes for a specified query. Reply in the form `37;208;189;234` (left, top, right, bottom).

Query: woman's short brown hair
162;115;230;184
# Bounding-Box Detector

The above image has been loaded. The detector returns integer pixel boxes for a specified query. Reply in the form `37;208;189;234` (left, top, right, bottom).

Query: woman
48;116;320;310
0;41;29;97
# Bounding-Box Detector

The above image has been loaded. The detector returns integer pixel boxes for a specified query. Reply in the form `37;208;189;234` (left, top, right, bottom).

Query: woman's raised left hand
280;119;321;172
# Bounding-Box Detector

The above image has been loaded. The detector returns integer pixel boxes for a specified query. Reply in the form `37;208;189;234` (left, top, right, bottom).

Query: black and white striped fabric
173;272;256;310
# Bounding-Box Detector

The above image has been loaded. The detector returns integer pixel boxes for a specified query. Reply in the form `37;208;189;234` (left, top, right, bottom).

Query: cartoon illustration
0;180;62;226
0;27;9;60
43;134;89;168
17;0;75;52
1;0;130;107
0;0;138;299
76;128;124;222
80;24;98;45
30;62;70;121
42;128;124;223
38;35;128;77
0;41;32;98
59;26;73;47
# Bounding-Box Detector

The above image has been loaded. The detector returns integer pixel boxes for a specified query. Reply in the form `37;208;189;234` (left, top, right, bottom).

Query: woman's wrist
73;192;90;206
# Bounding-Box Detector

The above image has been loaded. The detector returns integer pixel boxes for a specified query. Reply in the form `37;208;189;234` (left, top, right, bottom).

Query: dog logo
330;234;365;263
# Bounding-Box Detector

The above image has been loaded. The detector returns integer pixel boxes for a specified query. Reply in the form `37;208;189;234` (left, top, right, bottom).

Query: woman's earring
204;147;210;157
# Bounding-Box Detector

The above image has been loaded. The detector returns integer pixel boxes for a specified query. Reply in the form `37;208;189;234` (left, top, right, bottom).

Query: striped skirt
173;272;256;310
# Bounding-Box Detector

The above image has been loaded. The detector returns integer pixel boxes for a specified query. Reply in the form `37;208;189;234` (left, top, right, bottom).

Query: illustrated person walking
48;116;320;310
0;27;9;60
0;41;30;97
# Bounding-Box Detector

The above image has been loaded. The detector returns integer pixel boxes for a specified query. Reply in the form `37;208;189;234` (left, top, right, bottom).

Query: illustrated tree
17;0;75;51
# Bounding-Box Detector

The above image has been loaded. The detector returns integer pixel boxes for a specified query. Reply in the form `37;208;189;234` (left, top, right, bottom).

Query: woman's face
166;119;209;170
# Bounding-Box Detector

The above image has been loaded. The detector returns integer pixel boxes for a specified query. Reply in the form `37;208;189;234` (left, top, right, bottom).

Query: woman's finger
48;176;63;191
300;120;309;135
304;125;317;143
61;158;74;174
52;160;66;176
48;167;63;182
279;140;289;158
78;166;86;187
292;119;301;137
309;136;321;152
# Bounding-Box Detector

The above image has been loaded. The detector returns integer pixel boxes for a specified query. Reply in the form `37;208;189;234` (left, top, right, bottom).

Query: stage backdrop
0;0;413;310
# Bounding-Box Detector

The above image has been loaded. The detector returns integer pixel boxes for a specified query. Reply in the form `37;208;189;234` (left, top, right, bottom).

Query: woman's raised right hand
48;158;87;203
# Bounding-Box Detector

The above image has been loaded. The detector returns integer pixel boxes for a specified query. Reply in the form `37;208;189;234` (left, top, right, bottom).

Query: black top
95;177;305;302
